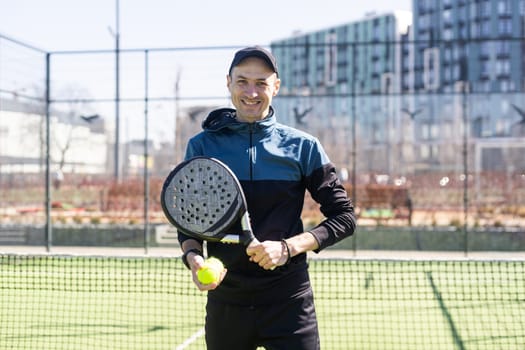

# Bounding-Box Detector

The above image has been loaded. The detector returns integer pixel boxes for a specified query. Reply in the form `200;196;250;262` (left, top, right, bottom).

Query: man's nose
244;84;258;97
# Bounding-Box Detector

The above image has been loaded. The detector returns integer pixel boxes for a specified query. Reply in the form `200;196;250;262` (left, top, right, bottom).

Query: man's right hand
187;252;227;291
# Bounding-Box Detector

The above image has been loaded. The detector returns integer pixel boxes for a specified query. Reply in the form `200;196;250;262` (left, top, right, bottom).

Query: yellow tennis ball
197;257;224;285
206;257;224;270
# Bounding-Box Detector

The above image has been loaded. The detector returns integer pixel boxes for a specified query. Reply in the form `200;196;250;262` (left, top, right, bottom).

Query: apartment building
269;2;524;175
270;12;412;174
412;0;525;173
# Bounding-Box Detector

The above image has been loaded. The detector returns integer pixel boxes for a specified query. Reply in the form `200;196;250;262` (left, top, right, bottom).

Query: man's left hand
246;240;289;270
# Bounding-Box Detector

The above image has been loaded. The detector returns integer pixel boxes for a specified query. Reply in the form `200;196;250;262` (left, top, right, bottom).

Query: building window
421;123;439;141
373;23;381;41
481;1;491;17
443;9;452;23
498;19;512;35
453;64;460;80
420;145;430;159
442;121;453;139
444;47;452;62
373;44;382;57
500;80;509;92
419;0;432;12
479;41;490;57
418;15;429;30
496;40;511;56
374;60;381;74
470;2;477;17
495;59;511;75
458;5;467;22
444;66;452;81
481;20;491;37
498;0;512;15
471;22;480;38
443;28;453;41
481;61;490;75
325;32;337;86
500;80;516;92
459;24;468;39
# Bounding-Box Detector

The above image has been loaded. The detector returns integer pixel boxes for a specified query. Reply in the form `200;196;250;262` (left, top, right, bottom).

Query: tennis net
0;254;523;349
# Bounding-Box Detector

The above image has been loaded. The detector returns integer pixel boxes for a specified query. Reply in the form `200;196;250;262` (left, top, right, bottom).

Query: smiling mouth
242;99;260;105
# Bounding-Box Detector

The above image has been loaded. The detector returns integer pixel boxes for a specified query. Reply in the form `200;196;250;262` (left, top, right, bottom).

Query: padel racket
161;157;257;246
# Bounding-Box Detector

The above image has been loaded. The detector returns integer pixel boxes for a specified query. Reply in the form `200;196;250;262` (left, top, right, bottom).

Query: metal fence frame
1;34;524;253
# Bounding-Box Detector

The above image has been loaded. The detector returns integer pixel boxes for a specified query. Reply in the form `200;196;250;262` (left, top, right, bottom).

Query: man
179;46;356;349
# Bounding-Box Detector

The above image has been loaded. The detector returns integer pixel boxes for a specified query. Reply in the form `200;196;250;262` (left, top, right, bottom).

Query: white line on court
174;327;205;350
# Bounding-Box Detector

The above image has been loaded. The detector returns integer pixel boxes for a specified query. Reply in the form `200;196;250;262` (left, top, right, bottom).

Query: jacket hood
201;106;276;132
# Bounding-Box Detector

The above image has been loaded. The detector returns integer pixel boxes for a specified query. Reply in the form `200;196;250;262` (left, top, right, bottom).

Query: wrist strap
281;239;291;265
181;248;203;269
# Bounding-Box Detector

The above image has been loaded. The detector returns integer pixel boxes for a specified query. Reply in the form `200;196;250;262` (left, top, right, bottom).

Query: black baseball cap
228;46;279;77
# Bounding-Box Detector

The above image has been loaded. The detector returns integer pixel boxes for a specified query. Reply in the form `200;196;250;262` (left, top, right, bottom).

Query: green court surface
0;255;523;349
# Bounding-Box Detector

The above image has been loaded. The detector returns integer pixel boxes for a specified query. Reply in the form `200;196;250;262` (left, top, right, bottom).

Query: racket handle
219;233;257;245
221;234;242;244
244;234;275;270
242;230;258;246
240;211;257;247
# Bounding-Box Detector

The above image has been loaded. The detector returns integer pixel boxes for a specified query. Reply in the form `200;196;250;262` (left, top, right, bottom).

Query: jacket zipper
248;124;254;181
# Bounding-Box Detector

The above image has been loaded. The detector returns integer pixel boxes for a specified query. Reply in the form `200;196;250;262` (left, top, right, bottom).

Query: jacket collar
202;106;276;133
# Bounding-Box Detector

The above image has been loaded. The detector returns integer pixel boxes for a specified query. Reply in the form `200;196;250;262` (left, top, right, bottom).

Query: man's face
227;57;280;123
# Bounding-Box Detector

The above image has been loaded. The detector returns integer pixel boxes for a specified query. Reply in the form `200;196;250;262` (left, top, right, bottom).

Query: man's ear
226;74;232;90
273;78;281;96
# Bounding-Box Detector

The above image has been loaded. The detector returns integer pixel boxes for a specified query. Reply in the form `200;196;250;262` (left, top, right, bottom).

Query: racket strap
181;248;203;269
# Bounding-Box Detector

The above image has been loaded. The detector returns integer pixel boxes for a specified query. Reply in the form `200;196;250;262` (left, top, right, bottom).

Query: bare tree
52;85;94;171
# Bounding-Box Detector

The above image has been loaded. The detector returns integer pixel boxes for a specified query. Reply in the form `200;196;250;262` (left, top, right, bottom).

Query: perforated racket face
161;157;245;241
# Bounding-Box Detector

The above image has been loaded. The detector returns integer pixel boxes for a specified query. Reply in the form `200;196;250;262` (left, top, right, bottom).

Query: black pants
205;288;320;350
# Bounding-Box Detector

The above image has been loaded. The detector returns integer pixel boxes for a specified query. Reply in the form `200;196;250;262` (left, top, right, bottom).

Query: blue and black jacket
179;106;356;305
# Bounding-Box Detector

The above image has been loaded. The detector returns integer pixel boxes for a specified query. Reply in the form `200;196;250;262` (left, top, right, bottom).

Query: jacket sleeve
184;138;202;160
303;142;356;252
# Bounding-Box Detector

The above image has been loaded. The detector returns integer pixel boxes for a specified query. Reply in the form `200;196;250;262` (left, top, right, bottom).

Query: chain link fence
0;34;524;251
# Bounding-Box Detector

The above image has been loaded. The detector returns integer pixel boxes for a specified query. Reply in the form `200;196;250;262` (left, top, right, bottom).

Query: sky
0;0;412;143
0;0;411;51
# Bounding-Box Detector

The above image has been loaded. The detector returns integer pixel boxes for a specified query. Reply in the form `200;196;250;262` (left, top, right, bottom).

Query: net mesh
1;254;523;350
